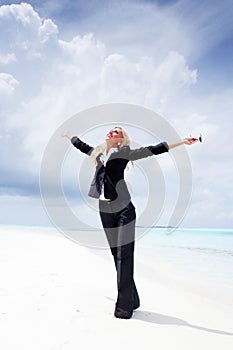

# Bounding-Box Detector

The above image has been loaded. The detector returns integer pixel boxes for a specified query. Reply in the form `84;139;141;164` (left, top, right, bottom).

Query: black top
71;136;169;201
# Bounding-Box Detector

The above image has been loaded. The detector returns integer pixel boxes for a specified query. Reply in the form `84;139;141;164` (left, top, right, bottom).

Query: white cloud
155;51;197;87
0;53;16;65
99;51;197;105
0;2;41;26
0;72;19;95
38;18;58;43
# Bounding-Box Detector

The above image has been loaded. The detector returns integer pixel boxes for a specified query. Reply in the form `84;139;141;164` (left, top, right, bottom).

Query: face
105;127;123;141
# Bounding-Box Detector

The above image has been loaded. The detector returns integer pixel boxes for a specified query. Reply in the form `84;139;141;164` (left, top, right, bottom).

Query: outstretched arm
124;137;198;161
61;131;94;156
168;137;198;150
125;142;169;161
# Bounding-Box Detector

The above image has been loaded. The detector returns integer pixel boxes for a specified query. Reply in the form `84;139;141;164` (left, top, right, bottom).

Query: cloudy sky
0;0;232;229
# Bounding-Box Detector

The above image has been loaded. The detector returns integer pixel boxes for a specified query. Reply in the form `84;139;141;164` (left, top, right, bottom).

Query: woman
62;126;198;319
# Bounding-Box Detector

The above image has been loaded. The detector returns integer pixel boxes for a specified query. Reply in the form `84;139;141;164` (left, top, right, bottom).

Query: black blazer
71;136;169;201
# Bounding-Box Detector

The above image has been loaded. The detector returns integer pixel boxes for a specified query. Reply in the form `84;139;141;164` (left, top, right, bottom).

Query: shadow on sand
133;310;233;336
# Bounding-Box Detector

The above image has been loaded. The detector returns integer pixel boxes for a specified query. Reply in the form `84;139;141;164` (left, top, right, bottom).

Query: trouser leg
110;247;140;309
115;239;135;310
99;201;139;313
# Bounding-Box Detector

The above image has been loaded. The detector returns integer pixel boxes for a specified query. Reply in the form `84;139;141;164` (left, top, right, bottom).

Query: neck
106;141;118;154
106;145;113;154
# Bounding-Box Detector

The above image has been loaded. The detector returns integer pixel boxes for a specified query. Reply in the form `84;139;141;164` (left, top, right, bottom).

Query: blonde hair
90;126;131;166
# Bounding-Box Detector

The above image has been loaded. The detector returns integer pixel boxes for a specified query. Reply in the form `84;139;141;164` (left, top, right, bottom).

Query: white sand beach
0;226;232;350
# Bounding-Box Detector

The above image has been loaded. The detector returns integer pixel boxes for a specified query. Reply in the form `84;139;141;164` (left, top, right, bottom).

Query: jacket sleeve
71;136;94;156
125;142;169;161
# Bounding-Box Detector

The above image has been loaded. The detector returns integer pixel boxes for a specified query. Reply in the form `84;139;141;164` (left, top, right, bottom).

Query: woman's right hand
61;131;72;140
183;137;198;145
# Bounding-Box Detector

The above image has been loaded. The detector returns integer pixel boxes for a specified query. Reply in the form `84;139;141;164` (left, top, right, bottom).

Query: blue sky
0;0;233;228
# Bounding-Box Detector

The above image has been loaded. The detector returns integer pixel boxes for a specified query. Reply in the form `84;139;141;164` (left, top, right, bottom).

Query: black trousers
99;200;140;312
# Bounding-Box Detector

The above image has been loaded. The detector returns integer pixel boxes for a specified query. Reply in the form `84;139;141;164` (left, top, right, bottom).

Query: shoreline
0;224;232;231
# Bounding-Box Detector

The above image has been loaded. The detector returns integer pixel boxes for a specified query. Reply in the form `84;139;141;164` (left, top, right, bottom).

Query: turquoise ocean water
136;227;233;304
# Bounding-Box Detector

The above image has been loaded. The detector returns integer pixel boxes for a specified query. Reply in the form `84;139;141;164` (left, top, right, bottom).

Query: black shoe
114;307;133;319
